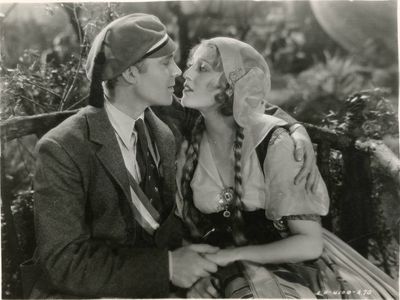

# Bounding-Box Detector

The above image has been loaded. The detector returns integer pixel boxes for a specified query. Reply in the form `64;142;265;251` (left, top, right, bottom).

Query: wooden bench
0;107;394;298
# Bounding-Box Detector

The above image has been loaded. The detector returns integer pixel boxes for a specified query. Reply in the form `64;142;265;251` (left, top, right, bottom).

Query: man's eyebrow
164;54;174;60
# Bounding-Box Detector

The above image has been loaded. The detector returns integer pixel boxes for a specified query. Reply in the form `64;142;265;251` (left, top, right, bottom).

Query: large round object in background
310;1;397;56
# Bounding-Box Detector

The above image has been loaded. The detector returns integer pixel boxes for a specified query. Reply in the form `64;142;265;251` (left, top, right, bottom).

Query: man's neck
106;89;148;120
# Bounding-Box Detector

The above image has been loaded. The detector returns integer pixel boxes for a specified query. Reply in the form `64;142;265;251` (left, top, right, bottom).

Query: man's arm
265;103;319;191
34;137;170;298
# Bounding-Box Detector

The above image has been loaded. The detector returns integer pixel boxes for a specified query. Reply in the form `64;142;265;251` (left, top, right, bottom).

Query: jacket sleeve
265;102;297;124
33;137;170;298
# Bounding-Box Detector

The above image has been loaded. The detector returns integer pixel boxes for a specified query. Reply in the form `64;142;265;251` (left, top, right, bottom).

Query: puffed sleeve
263;129;329;220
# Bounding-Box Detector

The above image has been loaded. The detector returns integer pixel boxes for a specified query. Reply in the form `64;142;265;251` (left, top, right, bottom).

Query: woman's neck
202;109;236;145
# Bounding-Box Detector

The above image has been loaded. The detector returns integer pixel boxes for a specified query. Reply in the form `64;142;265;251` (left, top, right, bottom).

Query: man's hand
187;276;220;298
170;244;219;288
204;248;237;267
289;125;319;192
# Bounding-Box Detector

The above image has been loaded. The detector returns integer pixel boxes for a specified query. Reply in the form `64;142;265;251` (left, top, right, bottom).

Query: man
29;14;218;298
29;13;318;299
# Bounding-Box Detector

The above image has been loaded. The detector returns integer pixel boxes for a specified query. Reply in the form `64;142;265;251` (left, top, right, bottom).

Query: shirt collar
104;100;144;148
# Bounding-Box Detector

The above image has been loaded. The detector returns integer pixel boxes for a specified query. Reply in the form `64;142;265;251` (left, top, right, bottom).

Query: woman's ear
121;66;139;84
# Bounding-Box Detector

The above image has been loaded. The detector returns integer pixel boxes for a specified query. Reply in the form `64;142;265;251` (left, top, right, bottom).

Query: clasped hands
171;245;237;298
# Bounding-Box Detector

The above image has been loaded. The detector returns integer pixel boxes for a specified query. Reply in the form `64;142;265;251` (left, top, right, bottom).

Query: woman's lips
183;84;194;92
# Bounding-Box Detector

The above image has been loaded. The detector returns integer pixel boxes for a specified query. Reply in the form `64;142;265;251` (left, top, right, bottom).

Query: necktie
134;120;147;181
134;119;164;215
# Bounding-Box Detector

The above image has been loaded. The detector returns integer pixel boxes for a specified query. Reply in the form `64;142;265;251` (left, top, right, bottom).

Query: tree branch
355;139;400;185
59;3;86;110
60;3;83;43
16;94;50;112
65;94;88;110
23;78;62;99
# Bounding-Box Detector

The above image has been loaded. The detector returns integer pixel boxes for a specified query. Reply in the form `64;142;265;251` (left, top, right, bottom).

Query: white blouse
176;128;330;221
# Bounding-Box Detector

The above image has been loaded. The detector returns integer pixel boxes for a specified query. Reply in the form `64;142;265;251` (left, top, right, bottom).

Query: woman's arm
205;130;328;267
204;219;323;266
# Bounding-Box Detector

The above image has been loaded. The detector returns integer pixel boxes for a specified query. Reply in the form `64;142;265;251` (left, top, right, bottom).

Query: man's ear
121;66;139;84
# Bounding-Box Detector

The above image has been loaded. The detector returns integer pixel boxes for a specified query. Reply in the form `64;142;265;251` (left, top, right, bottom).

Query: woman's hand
204;248;238;267
289;125;319;192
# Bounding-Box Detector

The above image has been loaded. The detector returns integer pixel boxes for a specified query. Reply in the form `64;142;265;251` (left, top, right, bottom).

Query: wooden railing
1;107;399;298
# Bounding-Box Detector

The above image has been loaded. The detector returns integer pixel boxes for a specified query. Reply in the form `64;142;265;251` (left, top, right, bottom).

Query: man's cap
85;13;177;81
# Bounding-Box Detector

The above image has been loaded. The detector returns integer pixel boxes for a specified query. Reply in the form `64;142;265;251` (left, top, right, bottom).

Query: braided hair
231;126;247;245
181;116;206;239
181;41;247;246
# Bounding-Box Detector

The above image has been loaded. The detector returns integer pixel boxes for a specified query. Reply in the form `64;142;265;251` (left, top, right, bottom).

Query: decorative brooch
217;187;234;218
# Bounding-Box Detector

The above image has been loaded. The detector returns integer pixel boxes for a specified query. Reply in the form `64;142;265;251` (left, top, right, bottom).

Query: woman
176;37;397;298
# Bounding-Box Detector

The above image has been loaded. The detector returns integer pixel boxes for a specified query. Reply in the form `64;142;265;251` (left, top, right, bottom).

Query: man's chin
156;95;174;106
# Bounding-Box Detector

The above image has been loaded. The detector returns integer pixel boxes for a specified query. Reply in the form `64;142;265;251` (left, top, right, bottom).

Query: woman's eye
199;63;208;72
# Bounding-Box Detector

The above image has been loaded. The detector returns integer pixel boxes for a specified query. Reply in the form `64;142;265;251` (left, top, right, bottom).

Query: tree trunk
355;139;400;185
340;149;372;256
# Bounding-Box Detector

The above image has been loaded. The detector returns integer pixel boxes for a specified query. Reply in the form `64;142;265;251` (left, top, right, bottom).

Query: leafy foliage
281;53;398;278
1;49;88;119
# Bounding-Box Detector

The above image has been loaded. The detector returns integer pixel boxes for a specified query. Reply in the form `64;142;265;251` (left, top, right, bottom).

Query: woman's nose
183;68;192;80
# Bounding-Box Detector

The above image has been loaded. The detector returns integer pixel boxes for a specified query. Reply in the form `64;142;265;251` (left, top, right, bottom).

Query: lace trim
269;127;288;146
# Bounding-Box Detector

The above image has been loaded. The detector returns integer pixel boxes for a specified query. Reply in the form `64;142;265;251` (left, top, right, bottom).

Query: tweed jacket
31;105;183;298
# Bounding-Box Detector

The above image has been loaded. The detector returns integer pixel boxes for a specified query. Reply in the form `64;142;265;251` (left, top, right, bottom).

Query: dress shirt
105;100;160;230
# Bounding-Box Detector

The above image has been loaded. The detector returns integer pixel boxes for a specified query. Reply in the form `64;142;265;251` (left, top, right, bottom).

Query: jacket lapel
85;106;131;203
84;106;180;246
145;109;176;213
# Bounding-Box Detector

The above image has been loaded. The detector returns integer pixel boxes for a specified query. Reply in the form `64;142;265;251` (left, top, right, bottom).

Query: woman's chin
181;96;195;108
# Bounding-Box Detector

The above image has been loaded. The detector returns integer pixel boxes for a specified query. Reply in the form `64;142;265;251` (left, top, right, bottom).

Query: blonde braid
181;116;206;238
232;125;247;245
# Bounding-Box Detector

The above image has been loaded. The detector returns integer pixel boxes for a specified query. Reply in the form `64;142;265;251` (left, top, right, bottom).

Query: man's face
134;54;181;106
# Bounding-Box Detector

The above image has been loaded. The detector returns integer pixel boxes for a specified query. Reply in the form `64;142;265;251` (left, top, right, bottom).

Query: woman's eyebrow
198;58;212;66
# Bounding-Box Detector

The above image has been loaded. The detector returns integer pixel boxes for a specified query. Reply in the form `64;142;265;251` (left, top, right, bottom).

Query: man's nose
172;61;182;77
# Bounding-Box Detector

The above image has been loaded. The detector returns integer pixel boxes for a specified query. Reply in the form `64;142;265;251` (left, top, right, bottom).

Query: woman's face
181;44;223;111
